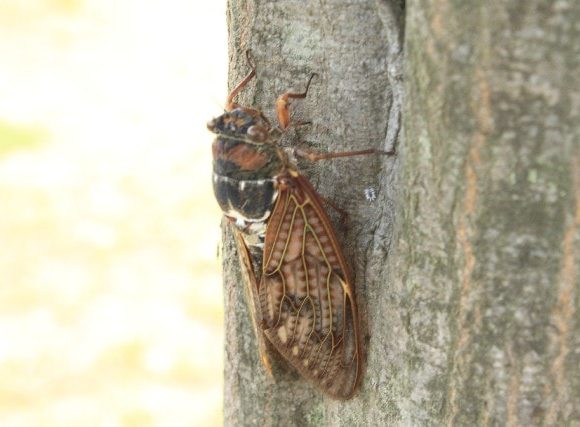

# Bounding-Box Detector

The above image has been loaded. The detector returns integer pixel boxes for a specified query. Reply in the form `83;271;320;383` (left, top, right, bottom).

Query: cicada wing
259;175;363;399
232;229;273;376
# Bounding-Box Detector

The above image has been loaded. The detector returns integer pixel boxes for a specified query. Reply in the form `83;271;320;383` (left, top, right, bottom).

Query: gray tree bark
221;1;580;426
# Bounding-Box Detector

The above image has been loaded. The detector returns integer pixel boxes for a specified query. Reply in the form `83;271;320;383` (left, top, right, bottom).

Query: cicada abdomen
208;52;374;399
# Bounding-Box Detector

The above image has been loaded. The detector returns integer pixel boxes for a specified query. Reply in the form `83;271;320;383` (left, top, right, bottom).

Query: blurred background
0;1;226;425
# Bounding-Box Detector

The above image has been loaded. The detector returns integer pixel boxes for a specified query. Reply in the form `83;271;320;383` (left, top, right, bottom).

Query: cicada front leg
276;74;397;157
275;73;317;129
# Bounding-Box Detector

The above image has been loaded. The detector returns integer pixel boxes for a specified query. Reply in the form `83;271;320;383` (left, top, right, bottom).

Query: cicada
208;53;385;399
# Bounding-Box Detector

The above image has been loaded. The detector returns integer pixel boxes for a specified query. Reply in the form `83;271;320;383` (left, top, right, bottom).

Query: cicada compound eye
247;125;268;142
207;118;217;131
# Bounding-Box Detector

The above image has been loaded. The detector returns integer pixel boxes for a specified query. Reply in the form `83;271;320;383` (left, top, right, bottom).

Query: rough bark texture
221;0;580;426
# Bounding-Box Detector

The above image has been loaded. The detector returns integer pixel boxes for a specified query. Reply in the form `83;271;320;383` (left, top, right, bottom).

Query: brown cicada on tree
208;52;392;399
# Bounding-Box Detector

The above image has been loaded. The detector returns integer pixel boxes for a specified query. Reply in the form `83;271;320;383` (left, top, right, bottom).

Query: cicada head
207;108;269;142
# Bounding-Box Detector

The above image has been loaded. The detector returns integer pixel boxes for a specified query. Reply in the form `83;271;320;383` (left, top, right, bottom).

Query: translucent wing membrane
233;231;274;376
259;175;362;399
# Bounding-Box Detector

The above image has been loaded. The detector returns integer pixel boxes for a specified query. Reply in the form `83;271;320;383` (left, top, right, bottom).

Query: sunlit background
0;1;226;425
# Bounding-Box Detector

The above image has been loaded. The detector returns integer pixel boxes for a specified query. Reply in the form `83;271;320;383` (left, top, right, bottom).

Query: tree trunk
221;1;580;425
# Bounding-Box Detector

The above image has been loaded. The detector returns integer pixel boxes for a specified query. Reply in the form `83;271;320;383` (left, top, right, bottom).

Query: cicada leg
226;50;257;111
226;50;272;128
294;147;396;161
275;73;396;155
293;147;395;223
275;73;317;129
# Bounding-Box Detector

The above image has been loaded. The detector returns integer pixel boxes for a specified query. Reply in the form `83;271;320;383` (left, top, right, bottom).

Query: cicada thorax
209;108;287;248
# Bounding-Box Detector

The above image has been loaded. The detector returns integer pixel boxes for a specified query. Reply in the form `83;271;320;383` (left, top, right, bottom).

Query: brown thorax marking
217;143;270;171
